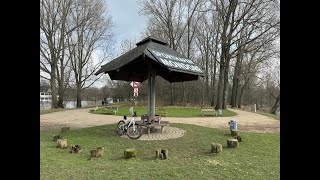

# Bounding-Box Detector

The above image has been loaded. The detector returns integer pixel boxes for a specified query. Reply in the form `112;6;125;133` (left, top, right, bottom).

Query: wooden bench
155;108;167;117
201;108;215;116
140;114;162;123
136;120;170;136
105;105;119;115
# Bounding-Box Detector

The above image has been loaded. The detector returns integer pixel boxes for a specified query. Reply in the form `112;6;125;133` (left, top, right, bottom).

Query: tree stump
227;139;239;148
56;139;68;149
124;148;137;159
231;130;239;136
70;144;82;154
211;143;223;153
234;135;242;142
156;149;161;158
156;149;167;160
161;149;168;159
53;134;62;141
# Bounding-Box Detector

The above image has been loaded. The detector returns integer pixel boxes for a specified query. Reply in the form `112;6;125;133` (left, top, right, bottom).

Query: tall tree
40;0;75;109
67;0;113;108
214;0;238;110
139;0;187;105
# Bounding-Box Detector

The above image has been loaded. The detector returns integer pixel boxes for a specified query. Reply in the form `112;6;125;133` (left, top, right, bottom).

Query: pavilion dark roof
95;36;204;82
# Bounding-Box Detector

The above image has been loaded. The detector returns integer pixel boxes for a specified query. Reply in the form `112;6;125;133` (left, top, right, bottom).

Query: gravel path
40;108;279;133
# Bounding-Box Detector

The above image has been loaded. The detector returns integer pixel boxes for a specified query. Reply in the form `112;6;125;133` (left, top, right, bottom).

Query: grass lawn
91;106;237;117
40;124;279;180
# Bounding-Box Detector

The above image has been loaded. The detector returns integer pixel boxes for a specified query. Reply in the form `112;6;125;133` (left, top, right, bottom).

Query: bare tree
139;0;207;106
67;0;113;108
132;0;280;110
266;59;280;114
139;0;186;105
40;0;75;109
213;0;280;110
214;0;238;110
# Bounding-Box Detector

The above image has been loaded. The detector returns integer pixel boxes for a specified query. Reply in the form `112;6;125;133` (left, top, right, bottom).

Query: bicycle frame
117;111;141;139
126;117;136;131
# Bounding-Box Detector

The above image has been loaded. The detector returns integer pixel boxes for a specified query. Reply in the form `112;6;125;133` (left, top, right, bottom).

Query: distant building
40;83;58;102
40;91;52;102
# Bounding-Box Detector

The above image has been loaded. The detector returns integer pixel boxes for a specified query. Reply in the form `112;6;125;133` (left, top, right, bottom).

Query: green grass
91;106;237;117
256;112;280;120
41;123;279;180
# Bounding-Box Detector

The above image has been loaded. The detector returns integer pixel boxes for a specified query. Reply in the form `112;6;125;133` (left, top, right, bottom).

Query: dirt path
40;108;279;133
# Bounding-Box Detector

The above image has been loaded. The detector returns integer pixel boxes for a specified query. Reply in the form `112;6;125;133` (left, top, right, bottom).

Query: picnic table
136;115;169;136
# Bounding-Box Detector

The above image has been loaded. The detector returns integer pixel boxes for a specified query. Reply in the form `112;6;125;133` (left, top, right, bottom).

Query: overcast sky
107;0;147;47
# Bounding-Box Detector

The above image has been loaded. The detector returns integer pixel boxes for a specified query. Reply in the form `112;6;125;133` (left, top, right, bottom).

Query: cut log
56;139;68;149
211;143;223;153
227;139;239;148
231;130;239;136
124;148;137;159
156;149;161;158
161;149;168;159
53;134;62;141
159;153;164;160
234;135;242;142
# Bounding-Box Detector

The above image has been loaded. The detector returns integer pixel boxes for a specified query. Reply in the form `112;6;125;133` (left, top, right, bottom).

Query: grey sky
107;0;147;47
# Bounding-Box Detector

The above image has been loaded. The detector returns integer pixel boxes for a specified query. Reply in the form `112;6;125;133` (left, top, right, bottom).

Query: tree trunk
222;0;238;109
215;62;225;110
202;78;205;106
237;85;245;108
57;63;65;108
205;37;209;106
57;88;64;108
222;61;229;109
210;60;216;107
231;76;238;108
210;44;218;107
231;30;245;108
216;0;237;110
50;72;58;109
231;44;244;108
270;94;280;114
76;83;82;108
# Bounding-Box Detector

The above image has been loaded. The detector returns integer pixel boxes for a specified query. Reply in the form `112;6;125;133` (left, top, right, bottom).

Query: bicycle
117;107;142;139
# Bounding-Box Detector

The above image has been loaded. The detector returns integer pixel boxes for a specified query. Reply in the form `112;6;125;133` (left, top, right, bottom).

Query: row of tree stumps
54;127;168;160
211;131;242;154
124;148;169;160
54;127;104;160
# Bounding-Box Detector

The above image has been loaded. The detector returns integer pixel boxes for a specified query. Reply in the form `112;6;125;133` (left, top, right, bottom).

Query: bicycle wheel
127;124;142;139
117;120;126;135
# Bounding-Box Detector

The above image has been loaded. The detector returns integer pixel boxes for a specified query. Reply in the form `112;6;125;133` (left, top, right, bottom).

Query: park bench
105;105;119;115
155;108;167;117
201;108;215;116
